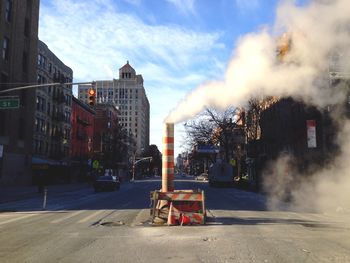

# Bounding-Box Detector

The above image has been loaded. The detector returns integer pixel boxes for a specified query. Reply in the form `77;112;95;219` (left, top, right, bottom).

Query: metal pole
0;81;92;94
132;153;135;181
162;123;174;192
42;188;47;210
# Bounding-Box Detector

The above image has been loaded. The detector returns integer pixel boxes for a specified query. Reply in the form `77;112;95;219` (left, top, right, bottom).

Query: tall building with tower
78;61;150;154
0;0;40;184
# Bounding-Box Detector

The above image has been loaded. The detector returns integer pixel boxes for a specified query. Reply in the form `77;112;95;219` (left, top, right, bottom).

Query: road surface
0;176;349;262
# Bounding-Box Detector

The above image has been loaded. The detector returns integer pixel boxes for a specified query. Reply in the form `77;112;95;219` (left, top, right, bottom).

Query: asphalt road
0;176;349;263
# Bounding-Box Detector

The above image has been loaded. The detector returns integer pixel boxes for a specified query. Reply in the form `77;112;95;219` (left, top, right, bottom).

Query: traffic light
88;87;96;106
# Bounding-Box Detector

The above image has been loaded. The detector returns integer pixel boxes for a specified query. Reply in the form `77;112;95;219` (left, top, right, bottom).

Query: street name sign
0;96;20;109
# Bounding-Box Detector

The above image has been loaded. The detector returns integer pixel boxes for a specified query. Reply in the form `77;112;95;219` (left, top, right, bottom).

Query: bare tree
184;107;241;162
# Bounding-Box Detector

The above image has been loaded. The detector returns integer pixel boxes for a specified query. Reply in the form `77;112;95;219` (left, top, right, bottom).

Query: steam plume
166;0;350;214
166;0;350;123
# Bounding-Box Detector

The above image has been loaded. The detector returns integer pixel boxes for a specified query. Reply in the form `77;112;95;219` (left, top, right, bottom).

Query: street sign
92;160;99;169
0;96;20;109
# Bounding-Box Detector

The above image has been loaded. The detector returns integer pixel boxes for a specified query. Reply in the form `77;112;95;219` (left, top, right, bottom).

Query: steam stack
162;123;174;192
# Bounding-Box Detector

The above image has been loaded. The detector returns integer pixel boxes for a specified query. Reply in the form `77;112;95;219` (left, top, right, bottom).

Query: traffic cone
179;213;191;226
167;202;177;226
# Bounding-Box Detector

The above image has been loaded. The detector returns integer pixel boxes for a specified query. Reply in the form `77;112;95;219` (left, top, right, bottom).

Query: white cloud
123;0;141;6
166;0;196;15
39;0;225;155
235;0;261;11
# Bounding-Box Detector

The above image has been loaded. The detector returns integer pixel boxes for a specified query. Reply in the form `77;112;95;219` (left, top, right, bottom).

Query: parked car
94;175;120;192
195;173;208;181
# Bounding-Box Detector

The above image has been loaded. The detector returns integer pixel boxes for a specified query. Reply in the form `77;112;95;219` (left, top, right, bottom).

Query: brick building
70;96;95;181
71;97;95;160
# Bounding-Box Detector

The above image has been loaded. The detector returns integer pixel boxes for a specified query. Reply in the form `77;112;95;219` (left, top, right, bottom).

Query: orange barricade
150;189;206;225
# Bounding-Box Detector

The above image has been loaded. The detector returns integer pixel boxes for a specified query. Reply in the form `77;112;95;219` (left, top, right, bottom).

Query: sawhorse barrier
150;190;206;225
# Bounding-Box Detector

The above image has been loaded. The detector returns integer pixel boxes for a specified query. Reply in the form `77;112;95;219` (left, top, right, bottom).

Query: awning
31;156;60;165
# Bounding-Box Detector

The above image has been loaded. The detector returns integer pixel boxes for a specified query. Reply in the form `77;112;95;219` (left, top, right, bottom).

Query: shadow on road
0;178;269;214
205;215;346;229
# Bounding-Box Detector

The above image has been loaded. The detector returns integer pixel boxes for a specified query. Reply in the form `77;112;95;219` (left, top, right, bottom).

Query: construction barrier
150;189;206;225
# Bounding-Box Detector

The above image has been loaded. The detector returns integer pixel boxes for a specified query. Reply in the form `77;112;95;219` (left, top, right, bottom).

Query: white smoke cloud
166;0;350;215
166;0;350;124
264;121;350;215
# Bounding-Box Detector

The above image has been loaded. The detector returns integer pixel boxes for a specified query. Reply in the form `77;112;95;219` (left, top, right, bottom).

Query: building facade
31;40;73;184
34;40;73;162
71;96;95;161
92;104;127;169
0;0;40;184
70;96;95;181
78;61;150;155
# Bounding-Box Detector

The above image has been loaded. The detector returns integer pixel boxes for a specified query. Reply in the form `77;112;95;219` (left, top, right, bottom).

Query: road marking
51;210;85;224
0;213;37;226
78;210;105;223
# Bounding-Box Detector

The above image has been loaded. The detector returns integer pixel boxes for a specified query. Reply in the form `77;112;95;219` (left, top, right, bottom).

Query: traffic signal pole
0;82;93;94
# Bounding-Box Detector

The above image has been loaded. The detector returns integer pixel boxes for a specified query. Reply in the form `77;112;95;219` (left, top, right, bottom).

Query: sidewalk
0;182;90;204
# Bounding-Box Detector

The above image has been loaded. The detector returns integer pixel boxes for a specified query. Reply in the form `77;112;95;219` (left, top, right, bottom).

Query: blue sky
39;0;306;156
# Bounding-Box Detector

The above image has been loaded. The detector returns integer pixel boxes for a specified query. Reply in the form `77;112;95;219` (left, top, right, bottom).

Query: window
2;37;10;61
37;54;46;68
35;118;39;132
37;74;43;84
5;0;12;22
36;96;40;110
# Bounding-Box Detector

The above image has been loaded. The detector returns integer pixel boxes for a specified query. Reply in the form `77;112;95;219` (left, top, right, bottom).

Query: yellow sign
230;159;236;166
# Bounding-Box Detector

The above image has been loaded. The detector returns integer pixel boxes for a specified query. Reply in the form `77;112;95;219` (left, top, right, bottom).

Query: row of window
120;117;138;122
94;92;139;100
80;88;139;94
35;117;71;139
120;121;138;128
120;111;138;116
36;85;72;105
36;96;71;122
33;140;69;157
38;54;72;82
121;72;133;79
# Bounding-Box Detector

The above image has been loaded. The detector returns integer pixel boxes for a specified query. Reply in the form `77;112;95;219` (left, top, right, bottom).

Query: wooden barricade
150;189;206;225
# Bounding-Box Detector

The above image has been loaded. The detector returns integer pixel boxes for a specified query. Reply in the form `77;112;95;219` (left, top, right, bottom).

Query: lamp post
132;152;136;181
132;156;152;181
132;148;145;181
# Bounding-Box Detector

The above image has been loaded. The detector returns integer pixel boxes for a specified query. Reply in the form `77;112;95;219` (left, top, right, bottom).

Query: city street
0;176;350;263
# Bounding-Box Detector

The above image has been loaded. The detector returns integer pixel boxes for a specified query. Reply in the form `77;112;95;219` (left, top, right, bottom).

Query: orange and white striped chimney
162;123;174;192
